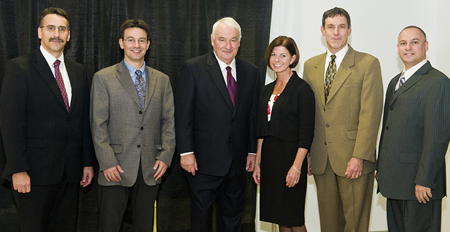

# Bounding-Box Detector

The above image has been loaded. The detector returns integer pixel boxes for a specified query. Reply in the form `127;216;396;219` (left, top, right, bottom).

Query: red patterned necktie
226;66;236;106
53;60;70;112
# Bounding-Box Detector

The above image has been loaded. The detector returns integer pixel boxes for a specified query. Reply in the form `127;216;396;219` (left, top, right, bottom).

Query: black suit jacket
1;49;95;185
256;71;315;149
175;52;261;176
378;61;450;200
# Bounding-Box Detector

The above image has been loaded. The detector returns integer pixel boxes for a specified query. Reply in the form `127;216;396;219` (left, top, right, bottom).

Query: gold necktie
324;55;336;102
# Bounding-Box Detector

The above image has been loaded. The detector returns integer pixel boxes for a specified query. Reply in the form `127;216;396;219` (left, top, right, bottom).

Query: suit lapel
327;46;355;103
115;61;142;108
205;52;234;110
234;58;250;115
33;50;68;113
312;53;327;106
143;66;157;112
65;58;79;112
390;61;430;105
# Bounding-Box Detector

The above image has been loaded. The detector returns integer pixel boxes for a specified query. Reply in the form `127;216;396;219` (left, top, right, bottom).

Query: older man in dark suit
175;17;261;231
377;26;450;232
0;7;95;232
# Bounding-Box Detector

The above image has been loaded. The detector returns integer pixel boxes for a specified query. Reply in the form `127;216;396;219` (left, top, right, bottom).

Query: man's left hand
246;154;256;172
345;157;363;179
415;184;432;204
154;160;168;181
80;166;94;187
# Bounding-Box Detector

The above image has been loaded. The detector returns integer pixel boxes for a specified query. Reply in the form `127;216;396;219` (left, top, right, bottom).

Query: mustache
49;38;64;42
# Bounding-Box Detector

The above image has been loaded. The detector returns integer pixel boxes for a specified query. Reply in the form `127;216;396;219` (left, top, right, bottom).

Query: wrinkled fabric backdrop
0;0;272;231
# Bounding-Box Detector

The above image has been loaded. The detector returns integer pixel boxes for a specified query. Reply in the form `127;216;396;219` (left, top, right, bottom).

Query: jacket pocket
346;130;357;140
110;144;123;154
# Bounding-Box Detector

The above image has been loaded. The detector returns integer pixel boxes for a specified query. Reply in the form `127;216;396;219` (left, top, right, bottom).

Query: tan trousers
314;159;374;232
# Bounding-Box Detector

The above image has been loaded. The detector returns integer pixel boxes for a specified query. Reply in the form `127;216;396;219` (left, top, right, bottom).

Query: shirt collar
326;44;349;62
40;45;65;67
124;59;146;77
214;52;236;73
402;59;428;81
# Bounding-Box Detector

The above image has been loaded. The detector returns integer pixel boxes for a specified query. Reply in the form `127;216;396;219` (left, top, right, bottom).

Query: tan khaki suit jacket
303;45;383;176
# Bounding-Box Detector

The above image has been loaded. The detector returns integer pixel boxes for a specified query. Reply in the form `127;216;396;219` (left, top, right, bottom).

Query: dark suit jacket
255;71;315;149
378;61;450;200
1;49;95;185
175;52;261;176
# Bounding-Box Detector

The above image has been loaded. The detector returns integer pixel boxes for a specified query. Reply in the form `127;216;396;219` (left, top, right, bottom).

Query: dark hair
39;7;70;29
322;7;351;29
265;36;300;70
400;25;427;41
119;20;151;41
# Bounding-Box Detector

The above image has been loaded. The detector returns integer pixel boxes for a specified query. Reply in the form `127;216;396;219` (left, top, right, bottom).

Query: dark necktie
324;54;336;102
135;70;146;109
226;66;236;106
53;60;70;112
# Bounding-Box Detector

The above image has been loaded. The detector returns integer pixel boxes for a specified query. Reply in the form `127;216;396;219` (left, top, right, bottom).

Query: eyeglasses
40;25;69;32
124;38;148;44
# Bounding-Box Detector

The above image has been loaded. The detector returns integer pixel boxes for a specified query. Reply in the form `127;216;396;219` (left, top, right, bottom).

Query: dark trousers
98;165;159;232
12;174;79;232
186;170;247;232
387;198;442;232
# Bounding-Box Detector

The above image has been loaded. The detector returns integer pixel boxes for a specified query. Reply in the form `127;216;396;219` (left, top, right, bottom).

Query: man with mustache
90;19;175;231
1;7;95;232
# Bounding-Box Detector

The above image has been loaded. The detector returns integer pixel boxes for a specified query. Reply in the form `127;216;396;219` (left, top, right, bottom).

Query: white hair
211;17;242;41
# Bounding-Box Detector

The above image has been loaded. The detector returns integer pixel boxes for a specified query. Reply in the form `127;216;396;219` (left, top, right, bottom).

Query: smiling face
397;27;428;70
269;46;296;75
321;15;351;54
38;14;70;58
211;23;240;65
119;27;150;68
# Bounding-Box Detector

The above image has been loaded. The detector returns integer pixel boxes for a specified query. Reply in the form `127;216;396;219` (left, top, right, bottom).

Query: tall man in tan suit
303;7;383;232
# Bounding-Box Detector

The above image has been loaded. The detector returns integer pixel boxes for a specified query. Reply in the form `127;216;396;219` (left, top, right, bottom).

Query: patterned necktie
396;72;406;91
134;70;146;109
226;66;237;106
53;60;70;112
324;54;336;102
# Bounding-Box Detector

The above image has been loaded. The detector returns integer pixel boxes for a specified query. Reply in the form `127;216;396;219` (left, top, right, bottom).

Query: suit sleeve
155;76;175;166
415;77;450;189
81;67;95;167
247;69;261;154
90;73;118;171
352;57;383;162
0;60;29;177
174;63;196;154
297;83;315;149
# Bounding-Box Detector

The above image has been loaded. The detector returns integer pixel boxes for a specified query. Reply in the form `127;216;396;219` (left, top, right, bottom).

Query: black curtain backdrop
0;0;272;232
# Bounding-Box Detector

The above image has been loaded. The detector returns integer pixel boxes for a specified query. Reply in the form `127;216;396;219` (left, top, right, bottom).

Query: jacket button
228;137;233;141
137;145;141;148
323;108;326;111
67;117;71;121
390;106;393;110
141;127;144;130
324;142;327;145
386;126;389;130
326;124;330;127
139;111;143;114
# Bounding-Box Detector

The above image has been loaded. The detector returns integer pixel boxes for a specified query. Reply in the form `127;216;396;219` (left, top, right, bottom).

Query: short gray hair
211;17;242;41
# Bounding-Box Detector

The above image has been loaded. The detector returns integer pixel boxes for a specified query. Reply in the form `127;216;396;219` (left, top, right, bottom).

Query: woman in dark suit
252;36;315;232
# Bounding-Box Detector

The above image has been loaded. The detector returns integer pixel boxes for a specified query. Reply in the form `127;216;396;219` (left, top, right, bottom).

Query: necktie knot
136;70;142;76
331;54;336;60
54;60;61;69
